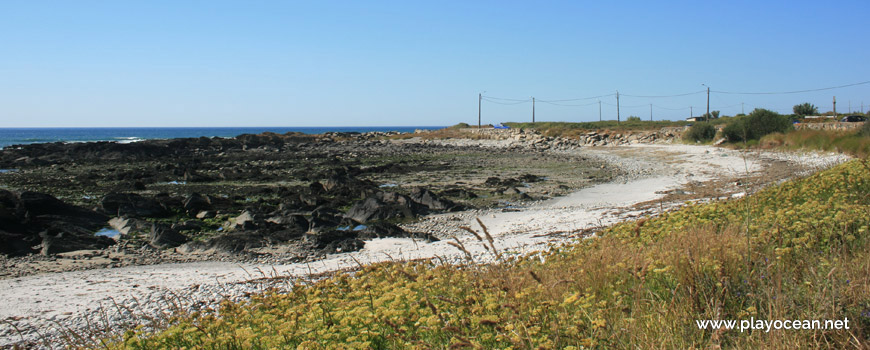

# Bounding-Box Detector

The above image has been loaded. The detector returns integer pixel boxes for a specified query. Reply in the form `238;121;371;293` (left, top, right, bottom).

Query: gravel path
0;143;849;348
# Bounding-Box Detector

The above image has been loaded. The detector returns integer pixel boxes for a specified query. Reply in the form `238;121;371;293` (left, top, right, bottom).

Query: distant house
686;117;702;122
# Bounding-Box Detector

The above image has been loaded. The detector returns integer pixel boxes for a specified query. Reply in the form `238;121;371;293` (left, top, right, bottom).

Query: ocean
0;126;444;149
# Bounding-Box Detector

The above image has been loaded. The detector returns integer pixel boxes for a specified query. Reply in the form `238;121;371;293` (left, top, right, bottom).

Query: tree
793;103;818;116
700;110;720;121
627;116;642;122
684;123;716;142
722;108;793;142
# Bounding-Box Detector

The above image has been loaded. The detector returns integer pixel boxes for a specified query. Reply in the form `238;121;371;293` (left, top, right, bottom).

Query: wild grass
759;127;870;158
98;159;870;349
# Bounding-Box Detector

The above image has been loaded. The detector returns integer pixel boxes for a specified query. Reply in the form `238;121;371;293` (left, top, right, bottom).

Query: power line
712;80;870;95
481;97;531;105
621;90;706;98
616;103;651;109
481;95;531;102
536;93;616;102
536;100;599;107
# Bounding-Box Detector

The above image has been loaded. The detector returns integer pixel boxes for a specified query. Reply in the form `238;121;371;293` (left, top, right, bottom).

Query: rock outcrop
0;190;113;256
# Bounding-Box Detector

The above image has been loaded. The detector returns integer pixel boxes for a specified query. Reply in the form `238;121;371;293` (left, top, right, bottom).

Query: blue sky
1;1;869;127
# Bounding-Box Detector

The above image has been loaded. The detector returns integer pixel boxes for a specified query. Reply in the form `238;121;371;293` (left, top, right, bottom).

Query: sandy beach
0;141;850;348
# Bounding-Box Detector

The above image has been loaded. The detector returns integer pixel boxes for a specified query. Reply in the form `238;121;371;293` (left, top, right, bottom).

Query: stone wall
460;127;686;147
794;122;866;131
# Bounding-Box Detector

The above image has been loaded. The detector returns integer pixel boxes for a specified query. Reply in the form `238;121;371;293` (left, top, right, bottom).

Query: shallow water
94;228;121;238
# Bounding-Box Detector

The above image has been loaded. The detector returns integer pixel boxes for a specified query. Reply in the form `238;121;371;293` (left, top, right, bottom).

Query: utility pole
616;90;620;124
706;86;710;121
532;97;535;123
833;96;837;116
598;100;602;122
690;106;693;118
478;93;481;129
649;104;653;121
701;84;710;121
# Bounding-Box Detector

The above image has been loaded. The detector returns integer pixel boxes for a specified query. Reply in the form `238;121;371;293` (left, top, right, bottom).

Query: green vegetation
683;122;717;143
760;128;870;158
793;103;818;116
722;108;793;142
110;159;870;349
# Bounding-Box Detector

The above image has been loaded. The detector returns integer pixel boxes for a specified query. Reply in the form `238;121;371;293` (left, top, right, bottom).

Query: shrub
684;122;716;143
627;116;642;122
793;102;818;116
860;121;870;138
722;108;793;142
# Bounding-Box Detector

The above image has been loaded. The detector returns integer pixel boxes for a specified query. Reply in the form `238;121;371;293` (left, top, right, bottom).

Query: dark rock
308;182;326;194
183;193;212;214
517;174;543;183
149;224;188;248
307;207;344;233
228;211;258;231
171;220;203;232
345;192;427;223
39;228;116;256
0;191;112;256
266;214;308;230
440;188;478;199
179;228;304;254
100;192;170;218
409;188;463;211
305;230;365;254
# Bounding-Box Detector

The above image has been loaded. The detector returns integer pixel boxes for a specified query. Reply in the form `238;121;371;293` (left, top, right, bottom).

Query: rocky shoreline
0;129;619;278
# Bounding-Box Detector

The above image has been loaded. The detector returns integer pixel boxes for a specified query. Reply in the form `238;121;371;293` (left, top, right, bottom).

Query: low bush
860;121;870;138
722;108;793;142
684;122;716;143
